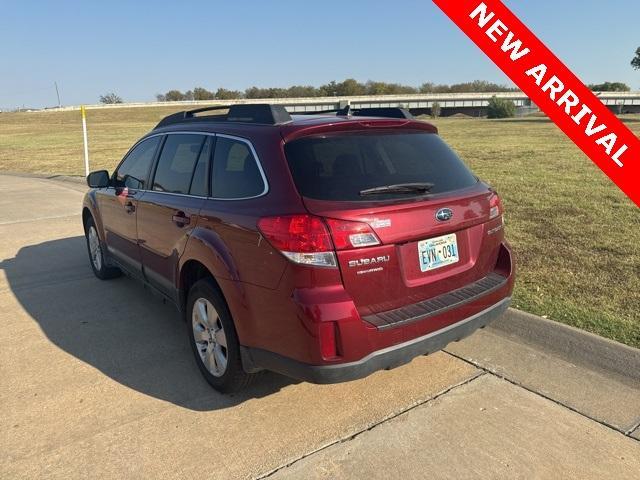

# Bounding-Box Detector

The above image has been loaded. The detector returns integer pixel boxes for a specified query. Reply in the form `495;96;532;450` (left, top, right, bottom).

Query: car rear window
211;137;265;199
284;132;478;201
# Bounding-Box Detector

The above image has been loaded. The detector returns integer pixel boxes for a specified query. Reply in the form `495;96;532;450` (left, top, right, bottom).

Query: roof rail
154;104;292;129
298;106;414;120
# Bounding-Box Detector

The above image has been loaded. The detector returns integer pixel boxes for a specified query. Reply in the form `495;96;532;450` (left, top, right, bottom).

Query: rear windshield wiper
359;182;435;196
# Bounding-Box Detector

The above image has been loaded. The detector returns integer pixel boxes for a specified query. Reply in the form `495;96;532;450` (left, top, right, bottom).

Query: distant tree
632;47;640;70
420;81;516;94
183;90;194;101
450;80;517;93
318;79;367;96
419;82;437;93
389;83;418;94
215;88;242;100
155;93;166;102
244;86;286;99
430;102;442;118
243;87;261;99
193;87;215;100
99;92;123;104
319;81;339;97
286;85;319;97
487;97;516;118
164;90;185;101
264;88;288;98
588;82;630;92
366;81;390;95
365;81;417;95
335;78;367;96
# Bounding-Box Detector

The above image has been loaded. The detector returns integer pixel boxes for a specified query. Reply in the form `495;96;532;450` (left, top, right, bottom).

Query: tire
84;216;121;280
187;278;254;393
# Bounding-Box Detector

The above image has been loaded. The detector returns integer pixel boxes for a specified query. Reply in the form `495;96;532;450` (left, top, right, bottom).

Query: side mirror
87;170;110;188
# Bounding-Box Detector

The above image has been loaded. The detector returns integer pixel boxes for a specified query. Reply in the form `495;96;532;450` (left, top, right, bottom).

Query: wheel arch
81;192;106;243
178;226;252;347
82;207;93;230
179;259;225;312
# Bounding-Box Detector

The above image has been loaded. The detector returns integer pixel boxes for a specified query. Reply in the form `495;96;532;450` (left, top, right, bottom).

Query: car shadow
0;236;296;411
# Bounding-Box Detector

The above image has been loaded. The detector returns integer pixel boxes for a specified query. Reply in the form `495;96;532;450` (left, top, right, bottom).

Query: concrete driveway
1;174;638;479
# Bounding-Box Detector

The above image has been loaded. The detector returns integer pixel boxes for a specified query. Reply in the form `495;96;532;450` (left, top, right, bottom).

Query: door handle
172;211;191;226
124;201;136;214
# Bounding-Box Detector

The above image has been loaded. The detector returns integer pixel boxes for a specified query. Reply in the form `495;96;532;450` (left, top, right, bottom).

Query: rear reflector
489;191;503;220
257;215;337;267
325;218;381;250
318;321;338;359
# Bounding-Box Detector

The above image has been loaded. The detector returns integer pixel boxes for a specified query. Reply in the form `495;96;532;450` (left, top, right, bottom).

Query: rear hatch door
285;129;504;316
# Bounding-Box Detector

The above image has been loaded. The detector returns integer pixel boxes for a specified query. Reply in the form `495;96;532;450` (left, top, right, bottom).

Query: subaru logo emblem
435;208;453;222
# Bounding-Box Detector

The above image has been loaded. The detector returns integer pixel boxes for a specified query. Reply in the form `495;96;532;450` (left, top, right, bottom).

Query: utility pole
54;82;61;108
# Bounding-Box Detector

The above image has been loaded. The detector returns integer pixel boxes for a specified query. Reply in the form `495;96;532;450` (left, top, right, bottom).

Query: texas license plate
418;233;459;272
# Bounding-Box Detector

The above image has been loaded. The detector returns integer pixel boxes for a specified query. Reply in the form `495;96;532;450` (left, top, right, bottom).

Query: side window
115;136;161;189
152;134;206;194
189;136;213;196
211;137;265;199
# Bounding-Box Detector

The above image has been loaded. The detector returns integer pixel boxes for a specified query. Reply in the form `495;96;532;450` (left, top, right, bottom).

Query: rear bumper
241;296;510;384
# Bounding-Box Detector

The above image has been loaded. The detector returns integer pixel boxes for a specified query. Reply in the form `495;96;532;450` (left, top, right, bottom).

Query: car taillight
325;218;381;250
257;215;337;267
489;192;503;220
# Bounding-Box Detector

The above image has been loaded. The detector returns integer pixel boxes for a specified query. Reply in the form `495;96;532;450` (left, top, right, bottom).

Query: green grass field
1;106;639;348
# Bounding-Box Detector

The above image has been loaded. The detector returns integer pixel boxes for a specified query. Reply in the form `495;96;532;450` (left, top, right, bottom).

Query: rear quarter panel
178;128;308;344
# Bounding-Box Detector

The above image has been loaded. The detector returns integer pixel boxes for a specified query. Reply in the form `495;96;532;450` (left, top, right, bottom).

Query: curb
48;175;86;186
490;308;640;383
0;171;87;185
0;171;86;185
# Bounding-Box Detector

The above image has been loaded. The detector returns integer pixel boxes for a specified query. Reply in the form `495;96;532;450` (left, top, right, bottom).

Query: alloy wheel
88;225;102;271
192;298;228;377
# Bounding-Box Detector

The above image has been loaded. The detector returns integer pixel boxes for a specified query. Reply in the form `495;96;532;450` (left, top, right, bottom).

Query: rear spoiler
298;106;414;119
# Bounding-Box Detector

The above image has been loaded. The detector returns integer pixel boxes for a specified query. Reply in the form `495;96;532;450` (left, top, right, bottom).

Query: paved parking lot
1;174;639;479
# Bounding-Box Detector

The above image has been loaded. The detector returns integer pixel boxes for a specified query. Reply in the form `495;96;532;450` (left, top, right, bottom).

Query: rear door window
284;132;478;201
152;134;207;194
211;137;265;199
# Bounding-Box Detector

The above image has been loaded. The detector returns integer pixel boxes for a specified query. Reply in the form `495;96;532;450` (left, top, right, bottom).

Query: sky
1;0;638;109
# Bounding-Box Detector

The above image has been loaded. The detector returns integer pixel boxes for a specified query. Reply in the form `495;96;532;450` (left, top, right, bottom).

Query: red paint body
83;114;515;375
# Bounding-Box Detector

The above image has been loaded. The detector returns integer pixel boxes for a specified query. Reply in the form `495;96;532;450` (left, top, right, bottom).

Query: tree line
153;79;519;102
100;76;638;104
151;79;632;103
99;47;640;104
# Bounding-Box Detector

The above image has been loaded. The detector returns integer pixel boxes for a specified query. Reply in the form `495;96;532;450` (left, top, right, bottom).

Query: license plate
418;233;459;272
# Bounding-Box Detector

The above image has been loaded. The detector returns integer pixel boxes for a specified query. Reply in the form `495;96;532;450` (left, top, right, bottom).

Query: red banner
432;0;640;208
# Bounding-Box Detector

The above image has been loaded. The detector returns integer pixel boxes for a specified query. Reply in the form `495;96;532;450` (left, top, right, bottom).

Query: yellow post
81;106;90;176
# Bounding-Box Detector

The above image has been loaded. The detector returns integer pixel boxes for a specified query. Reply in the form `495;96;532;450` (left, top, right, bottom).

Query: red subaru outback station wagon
83;104;514;393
